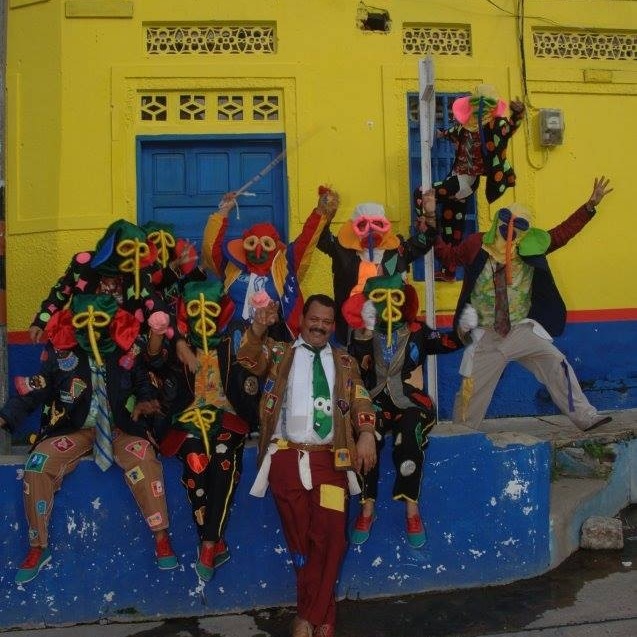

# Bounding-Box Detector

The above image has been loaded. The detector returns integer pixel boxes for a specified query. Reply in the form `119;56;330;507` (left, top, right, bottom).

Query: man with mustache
427;176;613;431
317;198;436;345
238;294;376;637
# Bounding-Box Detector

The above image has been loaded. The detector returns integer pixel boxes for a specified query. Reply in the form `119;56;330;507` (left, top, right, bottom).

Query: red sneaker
196;539;230;582
155;534;178;570
351;512;376;545
406;513;428;548
15;546;51;585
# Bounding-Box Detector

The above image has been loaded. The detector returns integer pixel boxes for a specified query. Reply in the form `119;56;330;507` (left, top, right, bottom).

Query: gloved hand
458;304;478;333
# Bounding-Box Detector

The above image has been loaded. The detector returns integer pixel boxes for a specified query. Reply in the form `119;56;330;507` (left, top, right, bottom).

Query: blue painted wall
0;432;551;629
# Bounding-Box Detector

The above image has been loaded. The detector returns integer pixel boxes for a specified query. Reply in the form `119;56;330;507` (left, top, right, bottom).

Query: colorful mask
91;220;154;299
181;280;229;353
363;273;408;346
483;204;550;283
225;222;284;276
337;203;400;256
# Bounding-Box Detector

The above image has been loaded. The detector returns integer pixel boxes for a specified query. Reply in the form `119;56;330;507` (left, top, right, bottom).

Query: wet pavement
2;506;635;637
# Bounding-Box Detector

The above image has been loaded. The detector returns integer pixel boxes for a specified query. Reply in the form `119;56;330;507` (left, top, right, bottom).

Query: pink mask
352;216;391;238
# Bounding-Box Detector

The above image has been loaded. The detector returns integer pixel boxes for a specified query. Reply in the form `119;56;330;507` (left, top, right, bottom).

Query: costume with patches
237;326;375;630
0;294;169;555
318;203;435;345
435;199;609;430
31;219;166;333
147;280;260;576
431;85;524;280
202;189;334;340
344;274;462;505
142;221;207;315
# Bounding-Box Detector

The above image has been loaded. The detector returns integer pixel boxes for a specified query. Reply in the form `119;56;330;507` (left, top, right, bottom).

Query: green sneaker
15;546;51;585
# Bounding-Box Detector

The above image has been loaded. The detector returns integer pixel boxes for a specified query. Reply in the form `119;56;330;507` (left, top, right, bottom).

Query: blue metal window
407;92;477;281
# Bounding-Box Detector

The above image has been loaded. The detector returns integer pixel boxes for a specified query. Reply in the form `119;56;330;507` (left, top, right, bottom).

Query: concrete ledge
0;430;552;629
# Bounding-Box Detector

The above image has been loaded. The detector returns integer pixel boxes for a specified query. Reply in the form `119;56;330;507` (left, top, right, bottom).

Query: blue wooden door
137;135;288;253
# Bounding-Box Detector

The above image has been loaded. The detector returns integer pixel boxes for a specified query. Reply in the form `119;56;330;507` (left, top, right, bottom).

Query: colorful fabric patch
126;466;145;484
52;436;76;453
339;355;352;368
151;479;164;498
57;352;79;372
36;500;47;515
220;459;231;471
194;506;206;526
146;512;163;528
15;375;46;396
40;350;49;362
186;478;196;489
336;399;350;416
263;379;275;393
320;483;345;512
243;376;259;396
59;391;74;404
355;385;370;400
217;432;231;441
215;443;228;454
186;452;209;474
264;393;278;414
125;439;150;461
290;551;307;569
49;404;66;427
334;447;351;469
70;378;87;398
25;452;48;473
271;346;284;363
358;412;375;428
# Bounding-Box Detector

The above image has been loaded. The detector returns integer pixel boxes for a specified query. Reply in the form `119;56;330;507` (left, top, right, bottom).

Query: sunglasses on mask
498;208;530;232
352;216;391;238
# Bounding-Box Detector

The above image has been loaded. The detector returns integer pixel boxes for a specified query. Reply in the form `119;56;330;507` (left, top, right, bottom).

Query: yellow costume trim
147;229;175;269
178;406;217;458
460;377;474;423
72;306;111;367
368;287;405;346
116;238;150;299
186;293;221;356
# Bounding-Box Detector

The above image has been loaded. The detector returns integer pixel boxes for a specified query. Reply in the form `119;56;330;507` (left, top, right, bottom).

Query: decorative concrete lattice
140;95;167;121
533;30;636;60
402;25;471;55
179;95;206;120
252;95;280;121
138;93;280;123
146;25;276;55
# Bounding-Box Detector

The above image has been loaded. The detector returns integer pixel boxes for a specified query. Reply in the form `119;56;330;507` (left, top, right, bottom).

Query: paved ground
2;412;635;637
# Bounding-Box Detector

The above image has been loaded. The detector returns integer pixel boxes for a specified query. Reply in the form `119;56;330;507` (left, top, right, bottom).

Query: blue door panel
138;136;287;253
155;155;186;193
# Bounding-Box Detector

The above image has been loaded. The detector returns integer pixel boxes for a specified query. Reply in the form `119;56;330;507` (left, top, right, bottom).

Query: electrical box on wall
539;108;565;146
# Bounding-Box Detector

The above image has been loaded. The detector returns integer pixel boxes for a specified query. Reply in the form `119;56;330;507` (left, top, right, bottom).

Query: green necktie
302;344;332;439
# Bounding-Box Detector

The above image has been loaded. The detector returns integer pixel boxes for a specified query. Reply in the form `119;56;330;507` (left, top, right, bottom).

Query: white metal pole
418;56;438;409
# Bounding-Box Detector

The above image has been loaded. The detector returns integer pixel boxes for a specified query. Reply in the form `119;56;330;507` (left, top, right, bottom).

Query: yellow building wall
5;0;637;331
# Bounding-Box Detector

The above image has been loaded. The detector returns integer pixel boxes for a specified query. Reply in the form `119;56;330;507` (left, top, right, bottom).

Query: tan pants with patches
23;428;169;548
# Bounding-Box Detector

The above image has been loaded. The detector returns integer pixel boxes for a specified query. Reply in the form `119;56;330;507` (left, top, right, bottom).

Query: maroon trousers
268;448;348;628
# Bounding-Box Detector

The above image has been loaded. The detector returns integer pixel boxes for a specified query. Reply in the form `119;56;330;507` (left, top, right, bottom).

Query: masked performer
318;194;436;346
146;280;260;582
343;273;462;547
430;84;525;281
428;176;613;431
29;219;165;343
202;187;338;341
0;294;176;585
